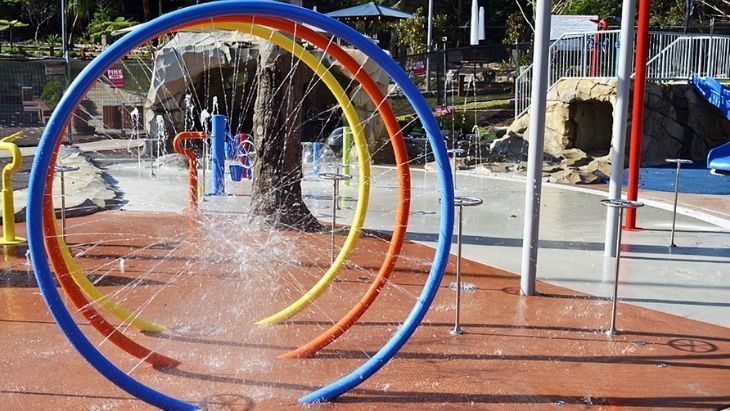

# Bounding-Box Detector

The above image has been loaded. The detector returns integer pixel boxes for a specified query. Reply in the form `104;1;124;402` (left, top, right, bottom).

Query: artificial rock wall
496;78;730;168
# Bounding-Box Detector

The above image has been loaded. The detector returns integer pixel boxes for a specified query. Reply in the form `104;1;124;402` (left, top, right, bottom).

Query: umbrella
325;2;413;23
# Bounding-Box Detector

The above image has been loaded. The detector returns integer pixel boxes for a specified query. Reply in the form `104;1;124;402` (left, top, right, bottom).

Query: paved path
106;161;730;329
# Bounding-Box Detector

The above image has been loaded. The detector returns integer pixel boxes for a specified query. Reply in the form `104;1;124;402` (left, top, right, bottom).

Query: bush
88;10;138;44
41;80;64;109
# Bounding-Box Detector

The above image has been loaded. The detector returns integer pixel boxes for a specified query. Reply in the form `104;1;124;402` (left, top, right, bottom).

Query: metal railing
645;35;730;81
514;30;685;118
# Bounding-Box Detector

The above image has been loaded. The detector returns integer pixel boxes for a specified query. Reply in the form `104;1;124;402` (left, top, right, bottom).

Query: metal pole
60;170;67;236
451;204;465;335
604;0;637;257
670;162;681;247
519;0;552;296
54;165;79;236
321;172;351;264
448;195;481;335
436;48;442;105
61;0;68;84
331;178;338;264
601;198;643;335
625;0;652;229
667;158;692;247
443;38;448;104
608;207;624;335
453;145;458;189
60;0;73;143
581;33;588;76
425;0;434;92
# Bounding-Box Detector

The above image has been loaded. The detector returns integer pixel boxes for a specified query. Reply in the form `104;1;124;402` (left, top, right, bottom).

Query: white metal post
604;0;637;257
519;0;552;296
61;0;73;142
426;0;434;92
470;0;479;45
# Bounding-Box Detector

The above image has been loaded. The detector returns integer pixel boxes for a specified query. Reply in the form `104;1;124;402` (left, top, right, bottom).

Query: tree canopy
0;0;726;52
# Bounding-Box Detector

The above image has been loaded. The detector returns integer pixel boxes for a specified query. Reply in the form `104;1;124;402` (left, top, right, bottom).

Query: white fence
514;31;730;118
645;36;730;80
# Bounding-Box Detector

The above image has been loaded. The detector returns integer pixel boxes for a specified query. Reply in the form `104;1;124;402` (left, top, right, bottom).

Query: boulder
489;132;528;160
506;78;730;178
510;78;617;160
11;150;117;222
581;157;612;181
547;168;582;184
559;148;591;168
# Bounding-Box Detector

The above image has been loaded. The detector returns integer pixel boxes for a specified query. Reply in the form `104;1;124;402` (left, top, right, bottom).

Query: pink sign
107;68;124;88
411;60;425;76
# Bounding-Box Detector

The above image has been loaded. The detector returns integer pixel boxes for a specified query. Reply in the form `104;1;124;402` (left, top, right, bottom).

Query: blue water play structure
691;76;730;173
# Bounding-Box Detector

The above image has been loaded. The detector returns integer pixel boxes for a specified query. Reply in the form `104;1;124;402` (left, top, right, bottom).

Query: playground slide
707;141;730;174
691;76;730;172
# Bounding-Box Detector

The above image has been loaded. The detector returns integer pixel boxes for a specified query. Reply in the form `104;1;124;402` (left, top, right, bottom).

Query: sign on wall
107;68;125;88
44;61;66;76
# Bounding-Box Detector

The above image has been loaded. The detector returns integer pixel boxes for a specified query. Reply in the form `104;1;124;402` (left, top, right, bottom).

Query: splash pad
27;1;454;409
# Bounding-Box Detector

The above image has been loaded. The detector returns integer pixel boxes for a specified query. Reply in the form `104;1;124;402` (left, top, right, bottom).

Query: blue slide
691;76;730;173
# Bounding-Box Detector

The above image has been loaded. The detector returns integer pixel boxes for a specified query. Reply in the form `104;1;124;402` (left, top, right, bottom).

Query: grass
390;92;513;117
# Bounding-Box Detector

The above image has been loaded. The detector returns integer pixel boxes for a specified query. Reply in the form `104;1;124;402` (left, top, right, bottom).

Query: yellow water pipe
0;131;26;245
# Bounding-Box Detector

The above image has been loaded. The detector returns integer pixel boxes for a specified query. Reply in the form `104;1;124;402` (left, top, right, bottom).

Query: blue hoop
27;1;454;408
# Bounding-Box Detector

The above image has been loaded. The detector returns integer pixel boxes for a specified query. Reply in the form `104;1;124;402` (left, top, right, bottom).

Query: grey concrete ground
103;160;730;329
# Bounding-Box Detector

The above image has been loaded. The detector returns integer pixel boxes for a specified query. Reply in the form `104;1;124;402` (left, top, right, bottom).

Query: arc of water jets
27;2;453;408
209;15;411;358
37;19;386;357
41;139;178;366
187;21;372;326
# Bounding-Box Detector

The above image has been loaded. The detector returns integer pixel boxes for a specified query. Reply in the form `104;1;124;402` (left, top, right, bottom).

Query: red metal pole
625;0;651;229
590;19;608;77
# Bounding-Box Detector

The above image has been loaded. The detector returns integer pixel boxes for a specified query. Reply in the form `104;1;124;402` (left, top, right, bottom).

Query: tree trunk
457;0;463;46
249;43;323;232
142;0;151;22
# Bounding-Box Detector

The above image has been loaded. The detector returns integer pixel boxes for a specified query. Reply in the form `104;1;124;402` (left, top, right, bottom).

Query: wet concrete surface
1;211;729;409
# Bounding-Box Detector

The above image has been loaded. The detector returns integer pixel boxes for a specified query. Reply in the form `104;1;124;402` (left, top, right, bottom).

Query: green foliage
395;7;451;55
88;10;138;43
41;80;64;109
396;7;426;54
2;0;57;41
46;33;60;44
0;18;27;31
0;18;28;52
561;0;621;19
46;33;61;56
503;11;531;45
649;0;686;27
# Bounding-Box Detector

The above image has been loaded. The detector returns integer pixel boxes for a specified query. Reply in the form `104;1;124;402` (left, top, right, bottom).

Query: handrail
645;36;730;80
514;31;730;118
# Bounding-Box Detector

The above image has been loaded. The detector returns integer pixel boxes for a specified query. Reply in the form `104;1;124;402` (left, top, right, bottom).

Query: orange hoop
210;16;412;358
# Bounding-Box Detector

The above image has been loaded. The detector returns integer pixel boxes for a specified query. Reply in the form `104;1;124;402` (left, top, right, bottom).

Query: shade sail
325;2;413;22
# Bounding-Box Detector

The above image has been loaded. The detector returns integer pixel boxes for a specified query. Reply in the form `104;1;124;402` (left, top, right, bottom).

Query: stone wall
641;82;730;165
146;32;392;161
495;78;730;169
